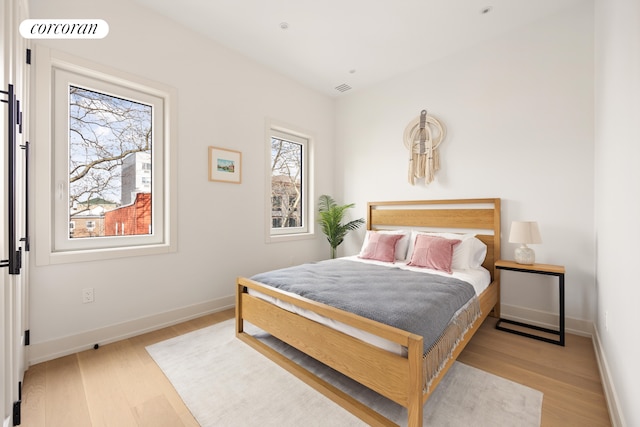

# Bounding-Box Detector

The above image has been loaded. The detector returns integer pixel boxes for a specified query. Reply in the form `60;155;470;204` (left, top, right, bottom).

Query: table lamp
509;221;542;264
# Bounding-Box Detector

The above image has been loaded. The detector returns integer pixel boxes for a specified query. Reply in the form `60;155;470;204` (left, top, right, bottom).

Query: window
34;47;177;264
68;86;152;237
266;125;312;241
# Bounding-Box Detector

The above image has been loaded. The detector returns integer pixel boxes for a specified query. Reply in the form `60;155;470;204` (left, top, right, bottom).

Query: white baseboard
500;303;593;337
592;326;626;427
28;295;235;365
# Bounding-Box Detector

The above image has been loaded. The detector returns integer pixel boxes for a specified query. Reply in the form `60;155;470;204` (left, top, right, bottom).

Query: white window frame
33;47;177;264
265;120;314;242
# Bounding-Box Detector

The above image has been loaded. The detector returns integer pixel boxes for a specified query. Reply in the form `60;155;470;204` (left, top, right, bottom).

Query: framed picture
208;146;242;184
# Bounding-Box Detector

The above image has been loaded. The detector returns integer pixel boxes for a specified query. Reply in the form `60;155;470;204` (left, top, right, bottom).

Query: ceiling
134;0;587;97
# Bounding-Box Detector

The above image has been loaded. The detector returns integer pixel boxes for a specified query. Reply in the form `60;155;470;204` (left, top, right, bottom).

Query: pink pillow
408;235;461;274
358;232;403;262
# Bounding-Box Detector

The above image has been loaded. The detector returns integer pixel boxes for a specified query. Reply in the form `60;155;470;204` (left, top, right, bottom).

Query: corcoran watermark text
19;19;109;39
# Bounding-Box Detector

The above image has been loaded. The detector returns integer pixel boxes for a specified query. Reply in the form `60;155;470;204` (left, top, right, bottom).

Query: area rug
146;320;542;426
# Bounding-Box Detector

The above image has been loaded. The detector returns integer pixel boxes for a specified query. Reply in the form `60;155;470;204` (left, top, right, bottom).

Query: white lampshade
509;221;542;264
509;221;542;244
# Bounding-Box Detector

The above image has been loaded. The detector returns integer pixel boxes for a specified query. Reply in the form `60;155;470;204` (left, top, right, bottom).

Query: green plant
317;195;365;259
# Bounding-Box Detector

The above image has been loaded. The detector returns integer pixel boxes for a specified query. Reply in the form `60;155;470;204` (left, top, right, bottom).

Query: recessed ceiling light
280;22;289;30
349;69;356;74
480;6;492;14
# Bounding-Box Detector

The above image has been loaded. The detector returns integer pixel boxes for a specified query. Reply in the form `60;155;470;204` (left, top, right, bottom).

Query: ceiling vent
334;83;352;93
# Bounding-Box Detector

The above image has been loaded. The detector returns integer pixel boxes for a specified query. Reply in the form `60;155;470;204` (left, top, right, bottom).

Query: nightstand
495;259;565;346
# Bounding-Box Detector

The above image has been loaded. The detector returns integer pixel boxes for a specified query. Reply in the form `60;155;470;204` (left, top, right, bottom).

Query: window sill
266;232;315;244
39;242;176;266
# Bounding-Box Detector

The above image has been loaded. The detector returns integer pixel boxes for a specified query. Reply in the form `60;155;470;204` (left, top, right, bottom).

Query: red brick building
104;193;152;236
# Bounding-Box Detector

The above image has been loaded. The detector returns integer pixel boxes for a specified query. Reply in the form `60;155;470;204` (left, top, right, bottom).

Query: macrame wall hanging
403;110;446;185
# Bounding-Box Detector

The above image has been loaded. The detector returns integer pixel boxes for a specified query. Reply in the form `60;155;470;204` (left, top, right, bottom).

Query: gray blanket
251;259;476;353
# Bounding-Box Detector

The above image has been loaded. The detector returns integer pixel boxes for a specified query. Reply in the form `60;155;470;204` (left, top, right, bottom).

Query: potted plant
317;195;365;259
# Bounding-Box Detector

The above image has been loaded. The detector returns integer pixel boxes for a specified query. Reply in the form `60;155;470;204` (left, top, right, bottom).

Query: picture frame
208;146;242;184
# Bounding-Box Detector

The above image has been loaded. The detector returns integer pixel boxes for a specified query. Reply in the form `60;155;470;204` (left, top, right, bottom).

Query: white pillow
468;237;488;268
359;230;410;261
406;231;487;269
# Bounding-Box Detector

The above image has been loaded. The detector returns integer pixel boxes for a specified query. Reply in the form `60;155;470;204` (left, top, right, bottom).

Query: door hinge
13;400;21;426
26;48;31;65
13;381;22;426
25;330;30;346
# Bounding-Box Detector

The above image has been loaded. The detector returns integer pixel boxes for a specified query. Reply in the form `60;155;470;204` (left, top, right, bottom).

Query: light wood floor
21;309;611;426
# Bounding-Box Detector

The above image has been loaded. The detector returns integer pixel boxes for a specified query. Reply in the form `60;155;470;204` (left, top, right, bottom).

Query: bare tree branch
69;86;152;207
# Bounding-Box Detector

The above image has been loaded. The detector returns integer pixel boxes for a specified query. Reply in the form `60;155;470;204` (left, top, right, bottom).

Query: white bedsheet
247;257;491;355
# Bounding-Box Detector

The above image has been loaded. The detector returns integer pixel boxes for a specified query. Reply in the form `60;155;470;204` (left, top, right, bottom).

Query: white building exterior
121;152;151;205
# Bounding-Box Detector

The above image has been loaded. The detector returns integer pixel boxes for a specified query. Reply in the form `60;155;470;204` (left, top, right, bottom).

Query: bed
235;198;501;426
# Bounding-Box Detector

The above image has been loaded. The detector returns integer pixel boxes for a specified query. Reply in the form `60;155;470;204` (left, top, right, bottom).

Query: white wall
27;0;335;362
594;0;640;425
335;7;595;333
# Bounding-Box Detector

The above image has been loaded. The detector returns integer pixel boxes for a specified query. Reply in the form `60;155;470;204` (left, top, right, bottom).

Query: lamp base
514;245;535;264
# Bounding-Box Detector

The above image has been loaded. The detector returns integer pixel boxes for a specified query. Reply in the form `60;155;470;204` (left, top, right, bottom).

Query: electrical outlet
82;287;94;304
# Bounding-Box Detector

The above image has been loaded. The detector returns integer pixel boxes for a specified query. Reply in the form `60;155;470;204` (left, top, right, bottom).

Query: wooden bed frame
236;198;501;426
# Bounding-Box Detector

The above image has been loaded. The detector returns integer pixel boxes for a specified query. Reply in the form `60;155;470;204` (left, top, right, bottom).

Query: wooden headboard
366;198;501;281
